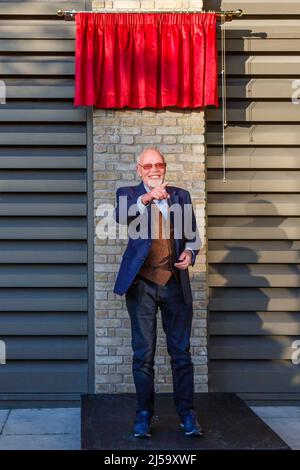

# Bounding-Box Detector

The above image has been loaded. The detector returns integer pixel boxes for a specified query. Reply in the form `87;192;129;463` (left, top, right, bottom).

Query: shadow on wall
208;197;300;397
203;0;300;398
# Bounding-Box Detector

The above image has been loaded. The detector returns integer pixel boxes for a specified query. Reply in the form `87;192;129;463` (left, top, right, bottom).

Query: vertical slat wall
206;0;300;401
0;1;91;404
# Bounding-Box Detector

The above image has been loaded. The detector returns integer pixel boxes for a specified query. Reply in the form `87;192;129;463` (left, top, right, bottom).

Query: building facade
0;0;299;406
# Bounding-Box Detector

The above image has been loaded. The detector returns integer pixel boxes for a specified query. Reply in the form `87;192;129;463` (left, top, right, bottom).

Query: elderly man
114;147;203;438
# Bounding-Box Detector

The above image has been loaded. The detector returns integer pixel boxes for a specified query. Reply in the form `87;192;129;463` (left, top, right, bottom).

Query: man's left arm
182;191;201;267
174;190;201;270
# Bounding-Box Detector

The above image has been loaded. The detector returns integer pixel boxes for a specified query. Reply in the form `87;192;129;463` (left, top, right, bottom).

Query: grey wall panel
205;0;300;400
209;287;300;311
218;20;300;39
0;56;75;75
1;79;75;99
0;194;87;216
0;241;87;264
208;240;300;264
210;312;300;335
0;148;86;169
0;21;75;39
1;337;88;360
0;125;86;146
0;2;85;16
0;288;87;311
209;361;300;394
207;147;300;170
0;217;86;239
0;171;86;192
0;265;87;287
208;194;300;216
209;264;300;287
208;171;300;192
0;362;88;393
0;39;75;52
207;125;300;146
217;40;300;53
210;336;299;360
207;102;300;122
217;55;300;75
0;312;87;335
209;0;300;15
0;102;86;122
0;0;91;402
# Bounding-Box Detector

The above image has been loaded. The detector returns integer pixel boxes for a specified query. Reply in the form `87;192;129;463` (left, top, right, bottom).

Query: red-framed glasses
138;162;166;171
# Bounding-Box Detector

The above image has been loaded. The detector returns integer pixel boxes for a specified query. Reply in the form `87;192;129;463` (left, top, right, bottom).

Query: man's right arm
114;184;169;225
136;193;153;214
114;187;150;225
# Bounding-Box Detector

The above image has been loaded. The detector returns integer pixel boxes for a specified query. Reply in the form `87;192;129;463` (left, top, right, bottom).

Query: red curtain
74;13;218;109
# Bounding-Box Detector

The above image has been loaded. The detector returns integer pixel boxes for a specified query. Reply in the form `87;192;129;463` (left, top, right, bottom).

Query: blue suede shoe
180;410;203;437
133;410;152;438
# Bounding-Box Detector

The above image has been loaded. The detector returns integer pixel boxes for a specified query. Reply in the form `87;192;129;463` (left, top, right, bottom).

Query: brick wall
93;1;203;10
92;0;208;395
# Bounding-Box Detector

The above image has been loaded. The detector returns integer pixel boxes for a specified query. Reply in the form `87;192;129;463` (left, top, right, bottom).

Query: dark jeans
125;274;194;418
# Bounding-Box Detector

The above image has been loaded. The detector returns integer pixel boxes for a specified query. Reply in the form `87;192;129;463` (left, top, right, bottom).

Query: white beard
147;177;164;188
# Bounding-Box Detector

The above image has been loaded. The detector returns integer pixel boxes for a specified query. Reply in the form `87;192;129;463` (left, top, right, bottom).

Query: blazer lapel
167;186;179;208
167;187;180;259
135;181;152;237
135;181;146;197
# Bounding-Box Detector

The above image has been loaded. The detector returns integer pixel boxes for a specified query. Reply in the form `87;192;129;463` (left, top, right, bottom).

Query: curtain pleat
74;13;218;109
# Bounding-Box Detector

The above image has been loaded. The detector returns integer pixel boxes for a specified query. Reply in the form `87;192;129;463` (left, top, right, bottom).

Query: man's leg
125;276;159;413
158;276;194;418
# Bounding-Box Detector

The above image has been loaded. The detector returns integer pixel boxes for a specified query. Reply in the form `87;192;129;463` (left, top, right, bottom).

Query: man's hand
141;182;170;205
174;250;192;270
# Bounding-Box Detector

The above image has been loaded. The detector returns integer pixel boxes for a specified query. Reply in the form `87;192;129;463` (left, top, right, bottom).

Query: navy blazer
113;181;200;305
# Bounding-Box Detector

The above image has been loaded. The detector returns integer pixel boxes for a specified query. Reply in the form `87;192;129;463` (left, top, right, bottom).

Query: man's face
136;150;166;189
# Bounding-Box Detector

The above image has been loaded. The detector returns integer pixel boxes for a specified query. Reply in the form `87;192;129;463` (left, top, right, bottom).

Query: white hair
136;146;165;165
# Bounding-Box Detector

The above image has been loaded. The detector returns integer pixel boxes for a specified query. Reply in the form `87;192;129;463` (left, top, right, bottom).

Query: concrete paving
0;406;298;450
251;406;300;450
0;433;80;450
3;408;80;436
0;410;9;434
0;408;81;450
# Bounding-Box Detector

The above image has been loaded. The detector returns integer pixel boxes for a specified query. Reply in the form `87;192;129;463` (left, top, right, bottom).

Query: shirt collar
143;183;151;193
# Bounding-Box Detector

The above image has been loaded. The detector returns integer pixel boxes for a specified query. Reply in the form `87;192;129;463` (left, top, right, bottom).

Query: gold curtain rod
57;9;243;22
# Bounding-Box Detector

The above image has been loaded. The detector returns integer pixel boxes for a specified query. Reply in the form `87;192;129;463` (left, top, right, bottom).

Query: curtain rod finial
234;9;243;17
57;9;64;17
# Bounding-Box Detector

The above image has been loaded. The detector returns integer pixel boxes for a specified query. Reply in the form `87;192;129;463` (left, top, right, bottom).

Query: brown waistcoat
138;203;178;285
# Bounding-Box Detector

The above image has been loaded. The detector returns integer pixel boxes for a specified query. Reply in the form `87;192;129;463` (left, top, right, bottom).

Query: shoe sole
180;423;203;437
134;432;151;438
134;426;152;438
